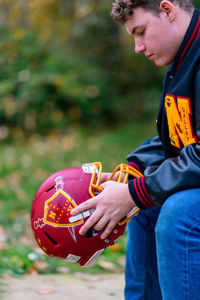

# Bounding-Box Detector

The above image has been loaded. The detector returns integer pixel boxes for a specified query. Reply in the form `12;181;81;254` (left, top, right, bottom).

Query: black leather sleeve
126;136;165;172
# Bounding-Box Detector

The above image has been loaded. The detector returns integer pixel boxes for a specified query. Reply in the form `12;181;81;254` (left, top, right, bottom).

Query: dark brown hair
111;0;194;24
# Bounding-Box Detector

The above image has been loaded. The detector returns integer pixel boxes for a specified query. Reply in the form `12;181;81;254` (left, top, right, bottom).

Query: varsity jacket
127;8;200;209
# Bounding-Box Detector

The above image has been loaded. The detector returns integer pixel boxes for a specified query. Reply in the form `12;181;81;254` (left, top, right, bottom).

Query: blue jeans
125;189;200;300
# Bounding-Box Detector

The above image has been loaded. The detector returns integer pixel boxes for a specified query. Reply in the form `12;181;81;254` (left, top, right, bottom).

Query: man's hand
99;172;112;184
99;170;126;185
71;181;136;240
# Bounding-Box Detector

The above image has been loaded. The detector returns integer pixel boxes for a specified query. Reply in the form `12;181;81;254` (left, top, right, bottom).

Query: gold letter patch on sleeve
165;94;197;149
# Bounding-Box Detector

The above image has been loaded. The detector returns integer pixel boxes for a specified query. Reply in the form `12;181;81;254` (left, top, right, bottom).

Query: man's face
125;7;183;66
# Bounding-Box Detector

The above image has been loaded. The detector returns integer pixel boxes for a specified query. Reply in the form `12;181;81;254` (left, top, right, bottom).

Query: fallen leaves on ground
37;289;55;295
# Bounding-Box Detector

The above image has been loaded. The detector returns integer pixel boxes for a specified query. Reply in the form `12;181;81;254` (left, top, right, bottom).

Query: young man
72;0;200;298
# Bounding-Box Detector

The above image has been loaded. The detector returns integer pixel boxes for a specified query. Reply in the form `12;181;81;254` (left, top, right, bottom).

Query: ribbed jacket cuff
127;162;143;181
127;161;143;173
128;177;156;209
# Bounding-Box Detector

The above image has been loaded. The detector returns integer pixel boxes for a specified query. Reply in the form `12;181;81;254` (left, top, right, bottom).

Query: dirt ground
1;273;124;300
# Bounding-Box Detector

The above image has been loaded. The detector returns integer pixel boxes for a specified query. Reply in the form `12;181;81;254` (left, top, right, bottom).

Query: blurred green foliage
0;0;163;139
0;237;127;276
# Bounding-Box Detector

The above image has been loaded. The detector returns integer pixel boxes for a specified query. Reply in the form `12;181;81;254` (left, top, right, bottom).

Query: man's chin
153;57;172;67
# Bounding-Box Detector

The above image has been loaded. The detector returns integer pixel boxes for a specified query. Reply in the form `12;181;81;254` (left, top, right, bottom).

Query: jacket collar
173;8;200;70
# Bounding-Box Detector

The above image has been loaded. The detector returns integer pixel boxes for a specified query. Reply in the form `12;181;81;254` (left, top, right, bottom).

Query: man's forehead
125;7;157;35
125;14;146;35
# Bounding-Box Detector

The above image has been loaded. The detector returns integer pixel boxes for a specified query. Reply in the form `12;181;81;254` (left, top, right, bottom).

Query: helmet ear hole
45;186;55;193
44;232;58;245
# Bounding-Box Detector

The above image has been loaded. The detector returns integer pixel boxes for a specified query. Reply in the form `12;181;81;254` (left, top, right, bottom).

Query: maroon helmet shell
31;162;128;267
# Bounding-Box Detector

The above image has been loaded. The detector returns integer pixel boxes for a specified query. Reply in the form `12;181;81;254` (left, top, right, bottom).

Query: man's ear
160;0;176;22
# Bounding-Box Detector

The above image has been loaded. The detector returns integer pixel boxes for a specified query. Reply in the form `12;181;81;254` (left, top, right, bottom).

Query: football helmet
31;162;142;267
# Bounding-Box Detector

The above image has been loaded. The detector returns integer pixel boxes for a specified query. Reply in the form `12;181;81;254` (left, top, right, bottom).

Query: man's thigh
156;188;200;300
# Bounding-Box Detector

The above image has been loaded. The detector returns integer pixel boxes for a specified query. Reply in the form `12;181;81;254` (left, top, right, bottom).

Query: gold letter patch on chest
165;94;197;149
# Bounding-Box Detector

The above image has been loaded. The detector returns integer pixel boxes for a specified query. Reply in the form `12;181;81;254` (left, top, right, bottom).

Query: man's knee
155;195;178;242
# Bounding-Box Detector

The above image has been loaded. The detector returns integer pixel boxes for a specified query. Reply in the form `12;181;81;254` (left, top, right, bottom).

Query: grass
0;118;157;276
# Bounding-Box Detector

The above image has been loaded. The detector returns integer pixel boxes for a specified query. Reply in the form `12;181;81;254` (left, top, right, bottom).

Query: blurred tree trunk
0;0;27;29
59;0;76;17
0;0;9;26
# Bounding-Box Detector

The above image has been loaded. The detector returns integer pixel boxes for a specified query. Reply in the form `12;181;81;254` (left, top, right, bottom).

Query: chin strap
108;163;142;226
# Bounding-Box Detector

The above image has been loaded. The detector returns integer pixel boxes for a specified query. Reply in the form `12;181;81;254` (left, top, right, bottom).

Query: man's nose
134;40;145;54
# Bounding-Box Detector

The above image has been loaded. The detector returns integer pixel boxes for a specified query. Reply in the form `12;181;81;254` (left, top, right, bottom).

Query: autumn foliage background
0;0;165;139
0;0;165;276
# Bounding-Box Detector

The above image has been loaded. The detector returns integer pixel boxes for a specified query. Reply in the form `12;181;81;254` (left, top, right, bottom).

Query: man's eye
138;30;145;36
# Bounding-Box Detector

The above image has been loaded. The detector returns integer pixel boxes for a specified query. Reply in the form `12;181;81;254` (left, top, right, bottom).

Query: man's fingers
100;181;110;189
94;215;109;231
100;220;116;240
71;198;96;216
79;210;103;235
99;172;112;184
